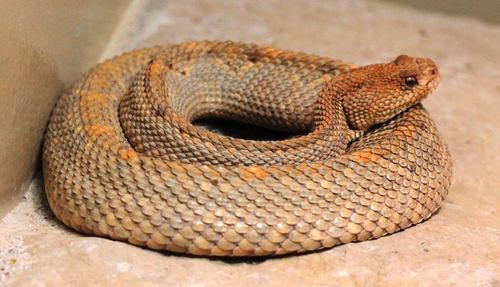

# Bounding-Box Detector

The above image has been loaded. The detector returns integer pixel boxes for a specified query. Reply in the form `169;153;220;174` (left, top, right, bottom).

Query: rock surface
1;0;499;286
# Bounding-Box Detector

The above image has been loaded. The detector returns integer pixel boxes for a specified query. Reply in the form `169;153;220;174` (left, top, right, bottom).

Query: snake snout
417;58;440;90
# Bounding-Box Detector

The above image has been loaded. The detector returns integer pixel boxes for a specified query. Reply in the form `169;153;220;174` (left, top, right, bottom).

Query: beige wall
382;0;500;24
0;1;132;218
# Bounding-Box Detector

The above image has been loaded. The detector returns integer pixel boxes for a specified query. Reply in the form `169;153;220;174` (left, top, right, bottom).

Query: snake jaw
427;79;439;90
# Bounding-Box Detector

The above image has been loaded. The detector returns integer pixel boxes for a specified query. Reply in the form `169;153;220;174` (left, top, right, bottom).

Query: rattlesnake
43;41;452;256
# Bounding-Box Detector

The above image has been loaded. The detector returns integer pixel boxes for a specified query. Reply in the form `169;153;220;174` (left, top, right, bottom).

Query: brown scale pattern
43;41;452;256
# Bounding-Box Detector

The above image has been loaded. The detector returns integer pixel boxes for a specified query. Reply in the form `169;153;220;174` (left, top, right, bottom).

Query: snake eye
404;76;418;87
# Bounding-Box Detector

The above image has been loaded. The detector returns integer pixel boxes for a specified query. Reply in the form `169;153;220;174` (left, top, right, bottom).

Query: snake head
340;55;440;131
394;55;440;93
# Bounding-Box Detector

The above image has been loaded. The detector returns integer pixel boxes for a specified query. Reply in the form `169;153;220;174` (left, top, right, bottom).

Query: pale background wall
0;1;132;219
382;0;499;25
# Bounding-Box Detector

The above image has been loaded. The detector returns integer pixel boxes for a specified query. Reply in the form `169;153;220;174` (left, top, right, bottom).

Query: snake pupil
404;76;418;87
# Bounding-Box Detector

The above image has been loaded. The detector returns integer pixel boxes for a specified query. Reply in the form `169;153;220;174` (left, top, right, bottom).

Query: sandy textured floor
1;1;499;286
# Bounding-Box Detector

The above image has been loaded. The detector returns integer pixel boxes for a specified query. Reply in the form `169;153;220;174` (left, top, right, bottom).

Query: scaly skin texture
43;41;452;256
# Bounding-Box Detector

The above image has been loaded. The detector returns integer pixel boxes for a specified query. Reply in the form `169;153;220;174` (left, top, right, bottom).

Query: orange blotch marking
352;151;375;165
79;93;116;108
84;125;116;140
119;149;139;160
246;166;270;180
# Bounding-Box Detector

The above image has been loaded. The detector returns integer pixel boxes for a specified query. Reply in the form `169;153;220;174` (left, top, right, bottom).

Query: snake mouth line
426;80;439;90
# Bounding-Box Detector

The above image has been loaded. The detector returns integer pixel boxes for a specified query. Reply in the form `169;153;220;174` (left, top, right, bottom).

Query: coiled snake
43;41;452;256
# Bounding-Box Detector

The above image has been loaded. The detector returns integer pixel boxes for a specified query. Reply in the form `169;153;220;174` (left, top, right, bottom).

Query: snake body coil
43;41;452;256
